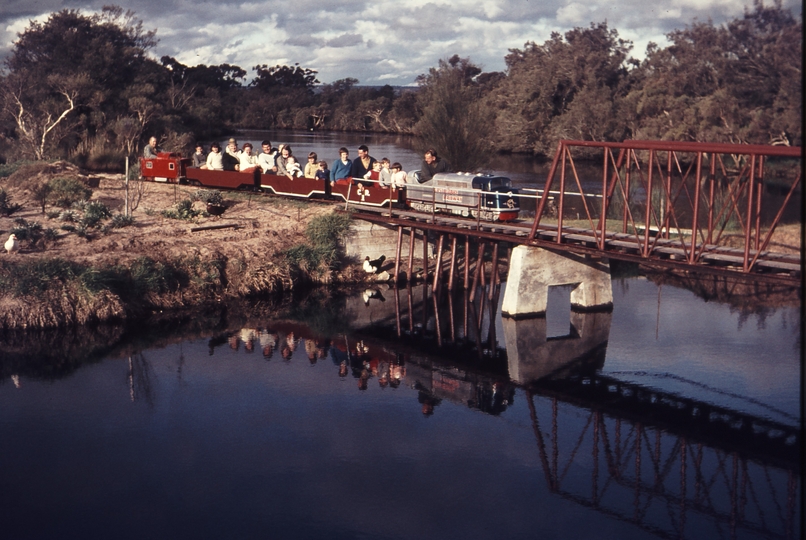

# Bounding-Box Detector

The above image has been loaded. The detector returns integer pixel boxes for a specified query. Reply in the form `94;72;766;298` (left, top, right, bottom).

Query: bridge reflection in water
347;281;799;540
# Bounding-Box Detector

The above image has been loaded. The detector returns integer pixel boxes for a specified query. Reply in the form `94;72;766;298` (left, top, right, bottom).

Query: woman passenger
238;142;259;173
205;143;224;170
275;145;295;180
330;147;352;184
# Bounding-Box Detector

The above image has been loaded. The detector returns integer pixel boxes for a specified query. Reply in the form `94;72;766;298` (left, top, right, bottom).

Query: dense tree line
0;1;800;169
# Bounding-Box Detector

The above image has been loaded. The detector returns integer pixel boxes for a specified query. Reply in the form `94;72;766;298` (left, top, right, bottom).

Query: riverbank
1;162;800;330
0;164;374;329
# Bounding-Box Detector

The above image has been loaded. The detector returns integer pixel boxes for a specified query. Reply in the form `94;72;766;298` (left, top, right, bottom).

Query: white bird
363;255;386;273
362;288;386;305
4;234;19;254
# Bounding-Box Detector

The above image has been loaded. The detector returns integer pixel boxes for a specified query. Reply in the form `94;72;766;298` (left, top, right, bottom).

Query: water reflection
0;281;799;540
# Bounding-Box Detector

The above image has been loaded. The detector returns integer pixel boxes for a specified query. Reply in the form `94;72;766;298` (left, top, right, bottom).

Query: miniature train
140;153;520;221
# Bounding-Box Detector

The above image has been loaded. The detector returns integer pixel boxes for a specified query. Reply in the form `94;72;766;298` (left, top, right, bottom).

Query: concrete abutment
501;245;613;317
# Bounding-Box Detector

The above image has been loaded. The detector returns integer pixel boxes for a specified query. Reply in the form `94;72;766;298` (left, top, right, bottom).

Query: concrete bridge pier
501;245;613;318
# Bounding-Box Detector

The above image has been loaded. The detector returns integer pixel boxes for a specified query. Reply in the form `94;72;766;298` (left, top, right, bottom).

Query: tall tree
2;6;159;159
625;0;801;145
415;55;495;171
492;23;634;156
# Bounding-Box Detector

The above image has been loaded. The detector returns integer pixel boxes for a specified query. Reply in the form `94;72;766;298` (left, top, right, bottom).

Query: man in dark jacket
418;148;451;182
350;145;376;185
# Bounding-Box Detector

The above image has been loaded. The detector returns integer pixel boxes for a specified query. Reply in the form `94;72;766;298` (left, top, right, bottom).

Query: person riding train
417;148;451;182
330;147;352;185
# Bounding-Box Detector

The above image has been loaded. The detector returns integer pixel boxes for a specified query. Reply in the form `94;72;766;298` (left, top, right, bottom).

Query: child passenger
205;143;224;170
285;156;304;178
304;152;318;179
315;161;330;182
363;161;382;182
192;143;206;168
391;162;407;188
379;157;392;186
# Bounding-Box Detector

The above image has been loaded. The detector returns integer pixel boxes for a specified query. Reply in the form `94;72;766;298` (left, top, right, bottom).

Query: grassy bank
0;161;367;329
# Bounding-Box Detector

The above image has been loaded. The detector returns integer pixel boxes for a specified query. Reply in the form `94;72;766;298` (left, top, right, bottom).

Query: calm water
0;275;800;540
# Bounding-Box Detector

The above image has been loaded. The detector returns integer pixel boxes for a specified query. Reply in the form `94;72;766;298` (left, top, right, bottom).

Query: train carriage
406;172;520;222
185;167;259;190
260;172;328;199
138;154;518;222
330;179;401;207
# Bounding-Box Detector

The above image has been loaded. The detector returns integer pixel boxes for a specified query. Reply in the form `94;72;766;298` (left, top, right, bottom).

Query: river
0;274;800;539
0;131;801;539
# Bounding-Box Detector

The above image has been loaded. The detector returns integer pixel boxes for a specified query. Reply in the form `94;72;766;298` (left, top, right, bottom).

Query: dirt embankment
0;164;365;329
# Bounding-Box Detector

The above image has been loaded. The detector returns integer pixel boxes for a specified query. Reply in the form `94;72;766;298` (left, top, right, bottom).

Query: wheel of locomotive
190;180;202;187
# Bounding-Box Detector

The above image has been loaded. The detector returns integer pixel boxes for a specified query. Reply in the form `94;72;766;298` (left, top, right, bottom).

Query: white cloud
556;2;589;24
0;0;801;85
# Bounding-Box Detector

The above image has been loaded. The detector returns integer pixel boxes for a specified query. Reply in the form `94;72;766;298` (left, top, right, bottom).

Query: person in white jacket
205;143;224;170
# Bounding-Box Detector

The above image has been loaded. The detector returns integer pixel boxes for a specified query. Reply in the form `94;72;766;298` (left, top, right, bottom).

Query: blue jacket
330;158;352;181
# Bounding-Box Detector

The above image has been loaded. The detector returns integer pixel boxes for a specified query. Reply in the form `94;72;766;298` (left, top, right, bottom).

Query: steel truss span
352;140;801;285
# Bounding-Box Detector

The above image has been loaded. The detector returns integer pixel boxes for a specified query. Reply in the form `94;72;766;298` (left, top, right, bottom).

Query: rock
375;270;391;282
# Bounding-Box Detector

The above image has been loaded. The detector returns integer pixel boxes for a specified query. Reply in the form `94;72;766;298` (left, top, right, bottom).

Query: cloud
0;0;801;85
325;33;364;48
285;35;325;47
556;3;589;24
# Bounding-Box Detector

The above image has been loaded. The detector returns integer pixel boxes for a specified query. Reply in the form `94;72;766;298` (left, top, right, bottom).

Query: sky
0;0;801;87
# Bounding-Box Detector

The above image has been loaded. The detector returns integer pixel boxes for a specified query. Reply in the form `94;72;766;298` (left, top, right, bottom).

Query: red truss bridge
352;140;801;286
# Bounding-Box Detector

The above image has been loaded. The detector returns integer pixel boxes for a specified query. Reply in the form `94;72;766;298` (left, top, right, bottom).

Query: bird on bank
4;234;19;254
363;255;386;274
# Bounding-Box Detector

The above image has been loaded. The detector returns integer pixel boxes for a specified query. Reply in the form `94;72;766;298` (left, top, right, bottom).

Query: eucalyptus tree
626;0;801;145
491;23;635;157
1;6;161;161
414;55;496;172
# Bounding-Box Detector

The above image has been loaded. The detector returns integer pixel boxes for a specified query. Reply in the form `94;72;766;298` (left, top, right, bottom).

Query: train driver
418;148;451;182
144;136;161;158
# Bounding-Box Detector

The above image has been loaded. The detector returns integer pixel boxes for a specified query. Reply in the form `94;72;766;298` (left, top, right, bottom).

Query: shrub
305;212;352;252
162;199;202;221
0;189;22;216
127;161;141;181
47;177;92;208
108;213;135;228
10;218;44;245
284;212;352;278
0;258;81;297
0;160;35;179
59;210;79;222
79;201;112;228
191;189;224;205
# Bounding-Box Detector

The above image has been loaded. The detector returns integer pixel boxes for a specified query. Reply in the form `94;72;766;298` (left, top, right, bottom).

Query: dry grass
0;170;345;329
